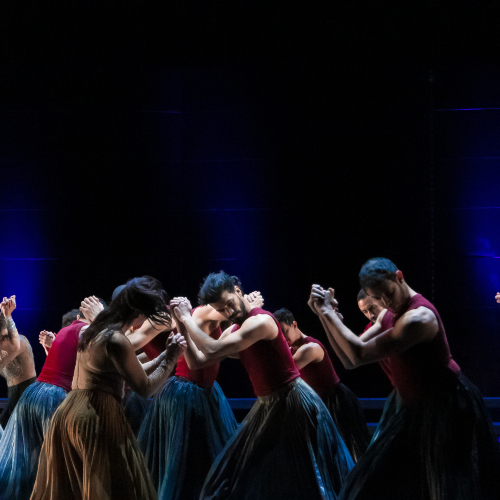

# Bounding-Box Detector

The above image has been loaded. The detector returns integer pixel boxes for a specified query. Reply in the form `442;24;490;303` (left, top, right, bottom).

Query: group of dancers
0;257;499;499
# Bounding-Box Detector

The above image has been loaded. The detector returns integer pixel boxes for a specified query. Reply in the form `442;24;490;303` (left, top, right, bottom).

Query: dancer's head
359;257;409;314
79;276;170;351
273;308;300;345
357;289;384;324
62;309;81;328
198;271;249;326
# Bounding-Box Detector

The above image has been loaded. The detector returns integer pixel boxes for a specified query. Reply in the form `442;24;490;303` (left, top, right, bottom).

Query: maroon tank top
292;336;340;400
175;322;222;388
38;320;87;392
379;294;461;403
142;330;172;360
236;308;300;396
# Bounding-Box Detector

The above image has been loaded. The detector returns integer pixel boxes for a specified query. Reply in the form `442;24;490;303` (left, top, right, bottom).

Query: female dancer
30;276;185;500
0;296;37;427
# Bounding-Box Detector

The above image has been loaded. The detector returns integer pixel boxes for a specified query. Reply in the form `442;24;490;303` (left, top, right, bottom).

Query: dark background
1;1;500;399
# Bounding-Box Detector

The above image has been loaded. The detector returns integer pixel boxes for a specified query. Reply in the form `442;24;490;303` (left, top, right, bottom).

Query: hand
245;291;264;309
1;296;16;317
496;293;500;304
170;297;193;323
80;296;103;323
165;332;187;361
39;330;56;349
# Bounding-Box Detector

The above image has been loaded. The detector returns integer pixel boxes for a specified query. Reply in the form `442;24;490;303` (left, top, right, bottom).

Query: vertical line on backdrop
429;69;435;303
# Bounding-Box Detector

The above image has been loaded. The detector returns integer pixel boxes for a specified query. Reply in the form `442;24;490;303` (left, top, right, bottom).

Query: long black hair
78;276;171;352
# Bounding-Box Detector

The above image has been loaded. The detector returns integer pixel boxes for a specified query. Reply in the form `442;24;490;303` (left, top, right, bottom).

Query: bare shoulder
403;306;437;325
193;305;224;322
244;313;277;338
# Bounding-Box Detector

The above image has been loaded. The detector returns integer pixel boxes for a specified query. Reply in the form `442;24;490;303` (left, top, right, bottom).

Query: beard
230;297;250;326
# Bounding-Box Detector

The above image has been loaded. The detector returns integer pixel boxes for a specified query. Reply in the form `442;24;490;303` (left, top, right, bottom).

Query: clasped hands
0;295;16;318
308;285;344;322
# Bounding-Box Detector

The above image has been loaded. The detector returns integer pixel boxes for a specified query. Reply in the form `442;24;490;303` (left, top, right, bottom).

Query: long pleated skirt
0;376;37;428
324;383;370;462
138;376;237;500
339;375;500;500
0;381;67;500
124;391;152;436
200;377;354;500
30;389;157;500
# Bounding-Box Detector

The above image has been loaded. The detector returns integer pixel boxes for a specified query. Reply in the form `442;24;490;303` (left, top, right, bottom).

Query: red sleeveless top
175;322;222;388
379;294;461;403
236;308;300;396
292;336;340;400
37;320;87;392
142;330;172;360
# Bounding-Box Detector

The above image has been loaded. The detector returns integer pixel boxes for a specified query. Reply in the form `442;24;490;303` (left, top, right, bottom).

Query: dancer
31;276;184;500
0;297;103;500
311;257;500;500
274;307;369;461
0;296;36;428
357;289;384;332
171;271;353;500
137;299;241;500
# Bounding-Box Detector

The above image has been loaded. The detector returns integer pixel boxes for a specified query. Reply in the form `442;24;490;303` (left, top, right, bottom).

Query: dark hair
198;271;243;305
359;257;398;290
78;276;170;352
357;289;368;302
62;309;81;328
273;308;295;325
112;284;126;301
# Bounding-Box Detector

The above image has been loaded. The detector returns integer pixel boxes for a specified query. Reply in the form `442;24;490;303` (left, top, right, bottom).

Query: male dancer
171;271;353;500
0;296;36;428
274;308;369;461
310;257;500;499
357;289;384;332
138;287;263;500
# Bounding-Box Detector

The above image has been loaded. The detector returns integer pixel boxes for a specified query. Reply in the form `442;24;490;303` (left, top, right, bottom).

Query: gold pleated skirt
30;389;157;500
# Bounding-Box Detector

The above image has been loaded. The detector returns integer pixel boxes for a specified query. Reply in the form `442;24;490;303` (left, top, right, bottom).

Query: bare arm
126;318;174;351
175;319;219;370
107;332;185;398
307;292;356;369
292;342;324;370
172;297;275;360
315;287;438;367
0;318;22;370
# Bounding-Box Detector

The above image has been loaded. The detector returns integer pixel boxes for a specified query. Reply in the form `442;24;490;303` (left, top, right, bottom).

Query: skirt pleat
138;376;237;500
200;377;354;500
339;376;500;500
0;376;37;428
0;381;67;500
124;392;152;436
324;383;370;462
30;389;157;500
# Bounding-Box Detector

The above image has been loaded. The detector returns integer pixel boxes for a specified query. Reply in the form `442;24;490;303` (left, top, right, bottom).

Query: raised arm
0;296;22;369
313;286;438;367
307;292;356;369
171;297;275;360
107;332;185;398
126;317;174;350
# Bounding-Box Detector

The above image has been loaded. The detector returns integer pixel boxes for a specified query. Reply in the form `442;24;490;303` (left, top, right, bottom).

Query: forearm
317;315;356;369
5;317;19;340
136;353;177;397
319;310;364;366
182;316;221;359
141;351;166;375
